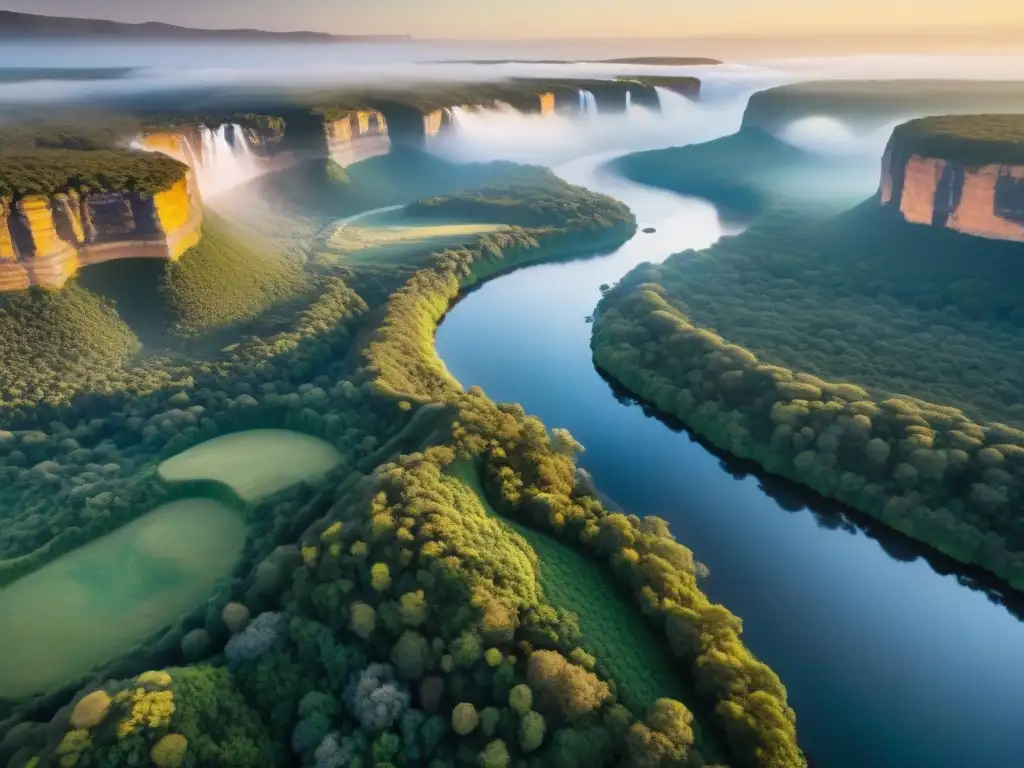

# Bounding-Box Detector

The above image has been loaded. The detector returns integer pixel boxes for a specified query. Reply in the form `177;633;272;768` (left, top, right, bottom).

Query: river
433;112;1024;766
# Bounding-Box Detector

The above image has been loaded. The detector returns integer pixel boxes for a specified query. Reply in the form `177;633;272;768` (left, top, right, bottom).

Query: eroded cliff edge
880;115;1024;243
0;153;201;290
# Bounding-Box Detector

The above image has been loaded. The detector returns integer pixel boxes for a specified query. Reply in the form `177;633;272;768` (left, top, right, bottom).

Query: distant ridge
0;10;410;42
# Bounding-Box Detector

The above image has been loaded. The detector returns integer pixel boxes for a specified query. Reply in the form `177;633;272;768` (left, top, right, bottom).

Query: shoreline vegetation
0;151;805;768
594;124;1024;592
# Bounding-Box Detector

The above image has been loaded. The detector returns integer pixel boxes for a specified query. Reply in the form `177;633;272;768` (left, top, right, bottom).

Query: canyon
0;79;683;290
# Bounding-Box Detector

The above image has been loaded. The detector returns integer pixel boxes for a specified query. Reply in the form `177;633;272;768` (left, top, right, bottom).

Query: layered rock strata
0;174;202;290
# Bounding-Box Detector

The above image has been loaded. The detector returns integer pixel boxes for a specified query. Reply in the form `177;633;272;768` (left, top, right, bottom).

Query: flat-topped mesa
742;80;1024;135
0;154;201;290
879;115;1024;243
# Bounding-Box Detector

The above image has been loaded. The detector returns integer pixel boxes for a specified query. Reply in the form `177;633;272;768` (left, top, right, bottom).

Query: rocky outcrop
0;174;202;290
880;129;1024;243
325;109;390;167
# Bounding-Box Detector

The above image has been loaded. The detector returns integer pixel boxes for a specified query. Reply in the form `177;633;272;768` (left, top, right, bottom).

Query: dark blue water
434;152;1024;768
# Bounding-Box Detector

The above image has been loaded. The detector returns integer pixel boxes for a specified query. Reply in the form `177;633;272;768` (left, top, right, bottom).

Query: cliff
617;76;701;100
0;175;202;290
325;109;391;166
879;115;1024;243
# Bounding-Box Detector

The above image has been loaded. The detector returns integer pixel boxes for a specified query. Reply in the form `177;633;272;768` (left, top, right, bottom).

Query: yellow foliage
151;733;189;768
350;540;369;558
302;545;319;566
70;690;112;728
135;670;172;687
328;543;342;557
116;688;175;738
320;521;344;541
56;729;91;767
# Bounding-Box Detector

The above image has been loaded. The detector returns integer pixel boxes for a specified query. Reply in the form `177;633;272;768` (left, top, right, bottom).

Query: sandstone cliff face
539;92;556;116
881;144;1024;243
325;109;391;167
0;173;202;290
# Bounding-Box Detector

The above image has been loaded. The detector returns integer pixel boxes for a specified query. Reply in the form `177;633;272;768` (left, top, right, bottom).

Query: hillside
0;10;410;41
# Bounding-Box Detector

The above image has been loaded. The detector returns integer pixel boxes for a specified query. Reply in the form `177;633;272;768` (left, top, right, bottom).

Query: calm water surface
435;150;1024;767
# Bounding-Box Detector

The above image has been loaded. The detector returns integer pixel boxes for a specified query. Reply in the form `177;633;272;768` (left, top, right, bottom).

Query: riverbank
434;144;1024;768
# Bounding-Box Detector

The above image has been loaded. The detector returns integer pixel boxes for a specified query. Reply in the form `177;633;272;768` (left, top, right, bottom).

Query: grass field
316;208;507;267
448;459;716;755
0;498;245;698
158;429;344;503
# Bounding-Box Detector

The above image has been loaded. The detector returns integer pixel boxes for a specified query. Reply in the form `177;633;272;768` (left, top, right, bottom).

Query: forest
0;140;804;768
0;150;186;199
595;123;1024;591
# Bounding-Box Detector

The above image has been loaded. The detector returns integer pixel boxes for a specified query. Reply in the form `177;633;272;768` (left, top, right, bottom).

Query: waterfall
191;123;265;198
778;115;906;156
578;90;598;119
625;91;632;109
653;87;698;119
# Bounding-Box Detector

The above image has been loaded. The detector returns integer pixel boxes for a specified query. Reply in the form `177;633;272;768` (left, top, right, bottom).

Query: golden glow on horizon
321;0;1024;39
3;0;1023;39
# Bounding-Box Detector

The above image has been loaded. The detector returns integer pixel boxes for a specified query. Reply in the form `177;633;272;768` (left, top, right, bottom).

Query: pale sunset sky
2;0;1021;39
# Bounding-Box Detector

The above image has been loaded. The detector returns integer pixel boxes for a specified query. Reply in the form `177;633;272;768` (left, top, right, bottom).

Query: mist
2;40;1024;106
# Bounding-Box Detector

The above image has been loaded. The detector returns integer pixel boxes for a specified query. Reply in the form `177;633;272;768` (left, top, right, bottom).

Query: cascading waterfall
433;92;747;168
653;87;699;119
625;90;632;109
578;90;598;119
190;124;265;198
777;115;907;156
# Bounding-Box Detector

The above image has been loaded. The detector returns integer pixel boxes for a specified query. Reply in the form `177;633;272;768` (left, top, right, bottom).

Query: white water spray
578;89;599;119
191;124;266;198
778;115;906;157
432;94;747;167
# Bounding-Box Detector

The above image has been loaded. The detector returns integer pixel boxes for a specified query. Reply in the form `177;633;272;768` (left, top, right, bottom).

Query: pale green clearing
158;429;344;503
317;209;507;267
0;499;245;698
448;461;693;716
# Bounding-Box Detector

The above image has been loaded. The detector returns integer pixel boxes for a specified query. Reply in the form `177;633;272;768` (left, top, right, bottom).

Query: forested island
0;106;803;768
594;117;1024;592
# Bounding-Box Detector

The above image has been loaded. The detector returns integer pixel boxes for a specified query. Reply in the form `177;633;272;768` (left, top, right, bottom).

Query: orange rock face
897;155;944;225
0;199;16;262
947;164;1024;242
326;110;391;167
0;173;203;290
883;149;1024;243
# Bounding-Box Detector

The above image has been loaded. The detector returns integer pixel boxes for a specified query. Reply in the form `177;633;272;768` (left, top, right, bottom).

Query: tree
349;601;377;640
345;664;411;731
526;650;610;722
391;630;431;681
398;590;427;627
508;684;533;715
519;711;546;753
452;703;479;735
477;739;510;768
371;562;392;593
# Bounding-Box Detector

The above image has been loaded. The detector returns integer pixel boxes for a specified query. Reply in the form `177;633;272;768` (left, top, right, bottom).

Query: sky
3;0;1023;39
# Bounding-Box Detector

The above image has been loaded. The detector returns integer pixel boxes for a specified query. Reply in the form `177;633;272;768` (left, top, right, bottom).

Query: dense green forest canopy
0;149;187;199
597;118;1024;593
889;114;1024;165
0;141;803;768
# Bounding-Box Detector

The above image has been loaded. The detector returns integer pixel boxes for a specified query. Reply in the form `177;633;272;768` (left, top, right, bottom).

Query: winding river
434;131;1024;765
